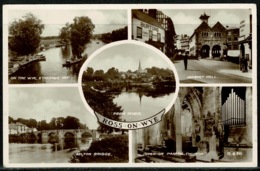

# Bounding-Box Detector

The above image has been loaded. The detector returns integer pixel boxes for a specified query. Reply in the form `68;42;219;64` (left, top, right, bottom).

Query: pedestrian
183;51;188;70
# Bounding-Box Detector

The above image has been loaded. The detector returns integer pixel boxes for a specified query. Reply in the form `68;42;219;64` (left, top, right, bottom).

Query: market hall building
189;13;227;59
132;9;165;52
133;87;252;163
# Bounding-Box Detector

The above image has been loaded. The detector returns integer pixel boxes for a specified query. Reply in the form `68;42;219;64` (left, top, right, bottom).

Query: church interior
133;87;253;163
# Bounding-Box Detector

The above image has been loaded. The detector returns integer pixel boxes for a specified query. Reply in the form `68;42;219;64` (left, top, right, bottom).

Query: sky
85;43;173;72
161;9;251;36
8;9;127;37
9;87;99;129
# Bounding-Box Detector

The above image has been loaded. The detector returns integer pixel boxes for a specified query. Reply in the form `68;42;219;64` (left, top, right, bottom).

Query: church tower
199;12;210;24
138;60;142;71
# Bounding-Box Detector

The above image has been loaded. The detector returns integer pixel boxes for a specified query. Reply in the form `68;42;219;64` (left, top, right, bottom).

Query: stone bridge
33;129;98;144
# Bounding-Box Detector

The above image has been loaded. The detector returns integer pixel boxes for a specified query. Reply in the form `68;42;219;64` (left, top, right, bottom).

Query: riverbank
8;54;46;76
70;135;128;163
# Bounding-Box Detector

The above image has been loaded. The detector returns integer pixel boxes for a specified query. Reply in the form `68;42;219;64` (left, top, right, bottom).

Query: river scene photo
81;43;177;122
9;39;106;84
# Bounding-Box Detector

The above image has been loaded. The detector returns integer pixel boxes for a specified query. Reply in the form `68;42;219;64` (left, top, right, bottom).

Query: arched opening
174;88;202;154
201;45;210;58
212;45;221;58
81;132;92;143
64;132;76;149
48;132;58;144
27;133;37;143
181;98;193;153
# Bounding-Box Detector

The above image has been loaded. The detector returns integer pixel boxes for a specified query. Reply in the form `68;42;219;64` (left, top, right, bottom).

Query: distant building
238;9;252;69
9;122;28;135
180;34;190;51
225;27;240;62
189;13;227;59
132;10;165;52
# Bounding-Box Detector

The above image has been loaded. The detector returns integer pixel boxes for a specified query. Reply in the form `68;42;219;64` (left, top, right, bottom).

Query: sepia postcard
2;4;257;168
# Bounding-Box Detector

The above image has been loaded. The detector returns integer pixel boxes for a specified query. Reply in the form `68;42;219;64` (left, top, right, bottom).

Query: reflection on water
113;91;174;121
9;39;106;84
9;138;92;163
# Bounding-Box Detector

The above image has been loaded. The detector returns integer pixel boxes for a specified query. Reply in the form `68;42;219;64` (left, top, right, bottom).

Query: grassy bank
69;135;128;163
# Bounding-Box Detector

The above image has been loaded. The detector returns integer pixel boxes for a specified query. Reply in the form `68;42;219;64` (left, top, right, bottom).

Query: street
173;58;252;84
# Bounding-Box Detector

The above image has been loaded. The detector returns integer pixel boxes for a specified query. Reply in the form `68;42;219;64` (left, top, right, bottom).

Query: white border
3;3;257;168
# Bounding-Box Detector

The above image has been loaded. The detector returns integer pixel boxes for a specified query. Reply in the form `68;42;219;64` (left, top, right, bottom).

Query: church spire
138;59;142;71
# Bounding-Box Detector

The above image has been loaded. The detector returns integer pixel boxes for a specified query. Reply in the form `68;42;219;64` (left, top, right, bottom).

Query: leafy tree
106;67;119;79
9;116;14;124
84;90;122;134
27;118;37;128
9;13;44;56
101;26;127;43
165;18;176;58
59;22;70;44
86;67;94;75
56;117;65;129
70;16;95;58
93;69;105;81
16;118;28;125
63;116;80;129
37;120;49;130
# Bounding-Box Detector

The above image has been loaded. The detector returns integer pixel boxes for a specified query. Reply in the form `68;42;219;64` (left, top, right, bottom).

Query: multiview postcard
2;4;257;168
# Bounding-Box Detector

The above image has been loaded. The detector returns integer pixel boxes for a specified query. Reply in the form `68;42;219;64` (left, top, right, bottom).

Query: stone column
132;130;137;162
142;128;148;150
209;48;213;59
206;131;219;161
175;110;182;153
92;131;96;141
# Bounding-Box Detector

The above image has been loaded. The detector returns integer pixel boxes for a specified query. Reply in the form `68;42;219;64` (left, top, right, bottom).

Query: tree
106;67;119;79
59;23;70;44
9;116;14;124
93;69;105;81
70;16;95;58
27;118;37;128
63;116;80;129
165;18;176;58
9;13;44;56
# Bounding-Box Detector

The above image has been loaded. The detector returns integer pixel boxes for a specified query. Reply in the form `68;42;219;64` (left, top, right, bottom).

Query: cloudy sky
85;43;172;72
9;87;99;129
8;8;127;37
161;9;251;36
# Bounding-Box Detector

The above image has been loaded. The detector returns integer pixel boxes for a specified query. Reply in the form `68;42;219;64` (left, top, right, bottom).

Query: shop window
157;33;161;42
149;30;153;40
137;27;142;39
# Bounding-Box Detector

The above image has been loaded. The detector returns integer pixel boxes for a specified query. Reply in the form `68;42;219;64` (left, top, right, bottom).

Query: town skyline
85;43;173;72
161;9;251;36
